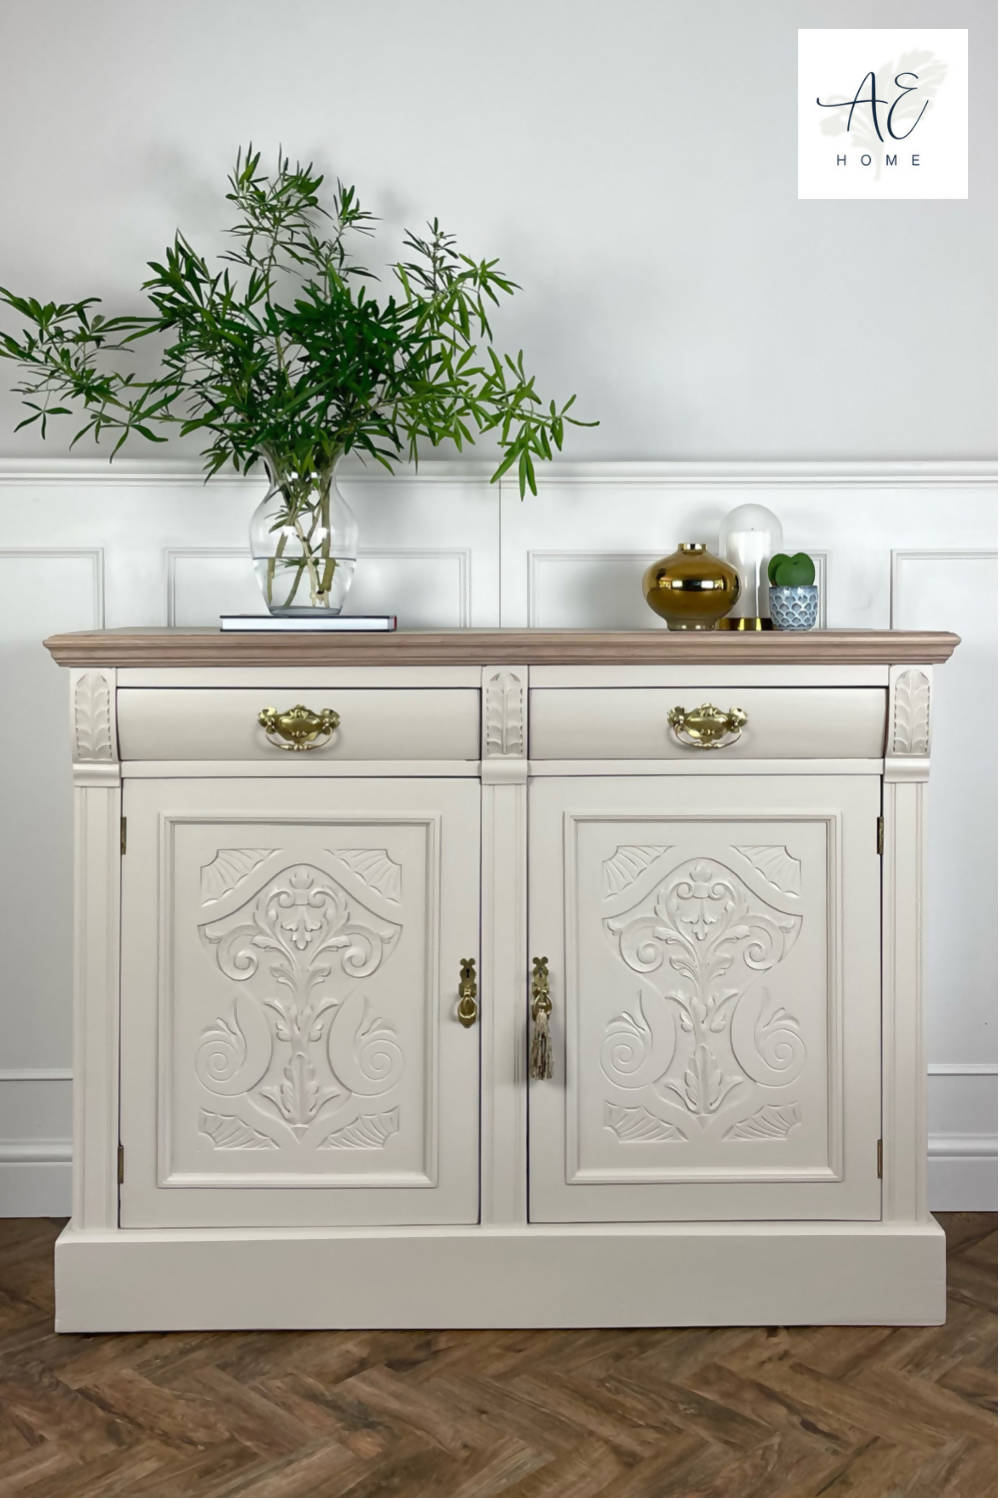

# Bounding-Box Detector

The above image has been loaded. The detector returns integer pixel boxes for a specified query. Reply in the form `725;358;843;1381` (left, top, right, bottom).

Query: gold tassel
529;956;554;1081
530;1001;553;1080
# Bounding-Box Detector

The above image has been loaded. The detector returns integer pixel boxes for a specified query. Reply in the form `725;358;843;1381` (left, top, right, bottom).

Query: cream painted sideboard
43;628;959;1331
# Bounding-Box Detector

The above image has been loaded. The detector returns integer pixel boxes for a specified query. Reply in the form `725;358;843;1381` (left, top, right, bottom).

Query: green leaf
769;551;815;587
0;146;597;480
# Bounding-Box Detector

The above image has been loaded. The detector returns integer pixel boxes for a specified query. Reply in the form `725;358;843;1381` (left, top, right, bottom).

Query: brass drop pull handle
258;704;340;752
529;956;554;1080
668;703;747;750
457;958;478;1028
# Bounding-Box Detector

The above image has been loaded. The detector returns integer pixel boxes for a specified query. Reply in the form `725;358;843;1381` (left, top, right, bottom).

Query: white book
220;614;397;632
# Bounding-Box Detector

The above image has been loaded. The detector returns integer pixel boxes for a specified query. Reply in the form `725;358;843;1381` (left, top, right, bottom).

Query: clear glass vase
250;457;359;616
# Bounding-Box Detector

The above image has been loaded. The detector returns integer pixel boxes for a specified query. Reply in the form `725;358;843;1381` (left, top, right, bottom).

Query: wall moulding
0;457;994;488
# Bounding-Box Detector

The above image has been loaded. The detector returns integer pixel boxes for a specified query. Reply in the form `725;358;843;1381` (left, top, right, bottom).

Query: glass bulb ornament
718;503;783;629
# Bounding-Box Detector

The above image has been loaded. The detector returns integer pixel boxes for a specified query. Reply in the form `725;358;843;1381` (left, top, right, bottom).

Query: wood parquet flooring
0;1214;994;1498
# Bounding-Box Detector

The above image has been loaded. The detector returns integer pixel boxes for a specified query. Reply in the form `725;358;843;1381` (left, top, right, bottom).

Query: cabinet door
528;776;882;1222
120;778;480;1228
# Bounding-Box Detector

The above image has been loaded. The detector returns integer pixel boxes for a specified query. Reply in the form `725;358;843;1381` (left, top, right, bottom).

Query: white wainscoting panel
499;468;996;632
521;549;829;630
0;459;995;1214
0;549;102;1077
891;551;998;1065
166;547;476;629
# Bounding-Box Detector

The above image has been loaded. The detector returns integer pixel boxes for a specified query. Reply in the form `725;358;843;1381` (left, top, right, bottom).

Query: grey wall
0;0;994;462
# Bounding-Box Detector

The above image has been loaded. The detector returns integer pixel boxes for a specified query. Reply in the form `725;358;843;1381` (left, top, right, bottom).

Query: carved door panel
528;776;882;1222
120;778;480;1228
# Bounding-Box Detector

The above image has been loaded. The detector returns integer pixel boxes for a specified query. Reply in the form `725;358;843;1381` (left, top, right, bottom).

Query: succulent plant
768;551;816;588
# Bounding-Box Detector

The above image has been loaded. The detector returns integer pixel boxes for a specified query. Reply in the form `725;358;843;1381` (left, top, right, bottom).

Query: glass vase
250;457;359;616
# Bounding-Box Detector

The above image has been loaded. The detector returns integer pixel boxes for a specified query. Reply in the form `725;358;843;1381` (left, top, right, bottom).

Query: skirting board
929;1150;999;1212
0;1161;71;1218
55;1221;946;1331
4;1147;995;1218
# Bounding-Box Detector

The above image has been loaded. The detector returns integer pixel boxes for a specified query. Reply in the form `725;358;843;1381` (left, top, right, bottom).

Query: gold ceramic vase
642;542;741;630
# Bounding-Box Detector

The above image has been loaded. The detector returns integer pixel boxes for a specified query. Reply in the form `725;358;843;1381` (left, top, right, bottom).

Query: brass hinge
876;1138;883;1179
117;1143;124;1185
876;815;884;855
120;816;127;856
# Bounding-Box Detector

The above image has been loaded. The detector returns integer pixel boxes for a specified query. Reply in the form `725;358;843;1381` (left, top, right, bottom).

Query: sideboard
43;627;959;1331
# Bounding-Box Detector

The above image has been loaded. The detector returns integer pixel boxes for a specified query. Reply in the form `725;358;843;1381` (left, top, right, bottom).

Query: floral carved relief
601;854;806;1141
195;860;404;1150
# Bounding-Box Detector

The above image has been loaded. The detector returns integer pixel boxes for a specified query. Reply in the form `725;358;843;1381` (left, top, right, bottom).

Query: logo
798;30;968;199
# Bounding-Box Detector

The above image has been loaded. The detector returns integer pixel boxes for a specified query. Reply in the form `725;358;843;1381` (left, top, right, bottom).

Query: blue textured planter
769;584;818;631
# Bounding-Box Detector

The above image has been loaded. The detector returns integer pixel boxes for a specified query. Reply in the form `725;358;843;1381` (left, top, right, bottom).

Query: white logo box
798;29;968;200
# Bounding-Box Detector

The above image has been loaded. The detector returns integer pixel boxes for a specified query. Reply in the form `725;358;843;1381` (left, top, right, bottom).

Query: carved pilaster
885;665;932;783
479;665;529;1220
71;669;119;783
481;667;528;785
68;668;120;1225
883;661;934;1222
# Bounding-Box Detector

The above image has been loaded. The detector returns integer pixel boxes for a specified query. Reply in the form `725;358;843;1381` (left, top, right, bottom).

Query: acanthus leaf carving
260;1049;340;1137
734;844;802;898
330;848;402;903
195;859;405;1146
731;988;807;1087
72;672;114;761
679;1041;741;1121
604;1102;687;1143
602;855;806;1136
602;844;671;899
203;864;398;984
326;990;404;1098
320;1108;400;1149
198;1109;280;1150
600;991;676;1091
723;1103;802;1142
891;668;931;756
200;848;276;905
484;670;525;757
195;996;272;1098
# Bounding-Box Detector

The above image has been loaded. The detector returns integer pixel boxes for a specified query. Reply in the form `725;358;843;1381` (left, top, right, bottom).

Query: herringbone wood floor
0;1215;994;1499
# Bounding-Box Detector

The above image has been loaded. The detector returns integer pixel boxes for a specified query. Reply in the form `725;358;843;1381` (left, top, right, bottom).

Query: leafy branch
0;145;595;495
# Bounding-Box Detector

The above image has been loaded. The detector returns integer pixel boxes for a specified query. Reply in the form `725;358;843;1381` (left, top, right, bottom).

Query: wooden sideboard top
43;627;961;667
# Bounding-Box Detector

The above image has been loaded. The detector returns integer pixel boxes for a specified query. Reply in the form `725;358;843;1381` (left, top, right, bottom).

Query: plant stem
290;510;325;606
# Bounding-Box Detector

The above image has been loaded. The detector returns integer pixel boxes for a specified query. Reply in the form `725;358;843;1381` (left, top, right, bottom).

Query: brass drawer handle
529;956;553;1080
258;704;340;752
457;958;478;1028
668;703;747;750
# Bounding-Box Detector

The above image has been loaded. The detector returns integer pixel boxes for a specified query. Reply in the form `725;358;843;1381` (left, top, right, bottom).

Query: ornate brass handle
258;704;340;752
457;958;478;1028
529;956;553;1080
668;703;747;750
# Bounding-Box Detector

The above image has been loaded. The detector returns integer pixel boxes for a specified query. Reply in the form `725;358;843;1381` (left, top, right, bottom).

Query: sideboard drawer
529;687;886;760
117;688;480;761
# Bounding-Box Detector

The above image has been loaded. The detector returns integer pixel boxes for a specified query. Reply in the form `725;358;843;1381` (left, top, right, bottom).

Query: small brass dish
715;616;774;631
